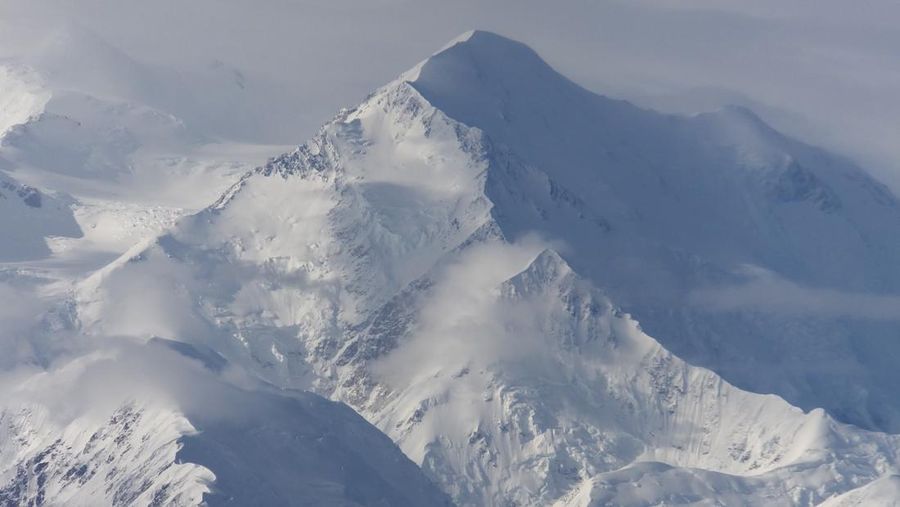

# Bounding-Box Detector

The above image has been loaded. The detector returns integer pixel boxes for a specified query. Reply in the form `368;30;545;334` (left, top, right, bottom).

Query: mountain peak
441;29;534;52
410;30;542;72
502;249;577;298
401;30;559;95
399;30;603;169
432;30;518;52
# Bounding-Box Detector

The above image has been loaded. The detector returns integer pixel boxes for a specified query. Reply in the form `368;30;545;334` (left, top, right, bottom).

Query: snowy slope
76;81;496;394
820;475;900;507
405;37;900;500
366;247;900;506
0;25;284;275
0;339;451;506
408;31;900;433
69;31;900;506
0;170;80;261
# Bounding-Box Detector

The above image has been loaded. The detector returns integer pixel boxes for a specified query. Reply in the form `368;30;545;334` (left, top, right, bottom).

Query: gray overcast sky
3;0;900;189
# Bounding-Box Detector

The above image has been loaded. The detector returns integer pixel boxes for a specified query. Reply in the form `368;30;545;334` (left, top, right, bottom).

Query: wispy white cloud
372;236;556;386
691;268;900;320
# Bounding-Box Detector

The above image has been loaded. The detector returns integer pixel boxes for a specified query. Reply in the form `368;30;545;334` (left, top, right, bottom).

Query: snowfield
3;28;900;506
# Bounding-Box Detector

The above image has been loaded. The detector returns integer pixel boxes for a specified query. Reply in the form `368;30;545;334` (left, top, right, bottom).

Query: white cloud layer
691;268;900;320
373;237;552;386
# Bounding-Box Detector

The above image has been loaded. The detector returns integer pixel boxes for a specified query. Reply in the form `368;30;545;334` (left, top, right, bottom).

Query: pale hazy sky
3;0;899;189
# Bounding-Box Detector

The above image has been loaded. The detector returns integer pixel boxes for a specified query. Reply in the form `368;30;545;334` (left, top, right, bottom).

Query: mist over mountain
2;15;900;507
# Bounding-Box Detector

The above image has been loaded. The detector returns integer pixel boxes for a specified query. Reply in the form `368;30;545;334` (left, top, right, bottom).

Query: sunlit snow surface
4;29;900;506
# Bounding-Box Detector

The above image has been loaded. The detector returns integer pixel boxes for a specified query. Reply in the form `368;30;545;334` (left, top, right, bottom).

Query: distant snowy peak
400;30;900;261
399;29;554;87
503;248;573;292
407;29;898;228
371;245;900;506
397;34;900;435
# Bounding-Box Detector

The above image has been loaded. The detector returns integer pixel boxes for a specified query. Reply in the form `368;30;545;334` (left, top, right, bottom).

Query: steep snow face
74;31;900;506
0;340;451;507
413;31;900;292
368;248;900;506
409;30;900;432
0;346;213;507
0;401;212;506
77;81;495;393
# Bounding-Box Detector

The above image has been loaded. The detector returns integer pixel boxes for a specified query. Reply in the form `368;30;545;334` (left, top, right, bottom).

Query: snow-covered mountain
0;338;451;506
0;24;453;505
54;30;900;505
0;25;284;272
407;31;900;432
